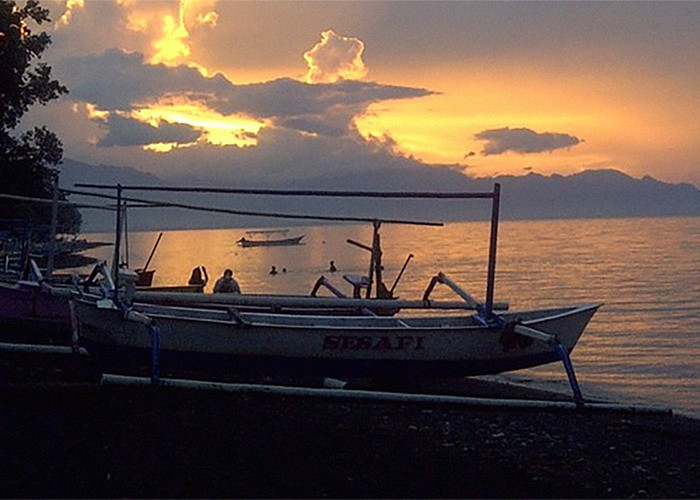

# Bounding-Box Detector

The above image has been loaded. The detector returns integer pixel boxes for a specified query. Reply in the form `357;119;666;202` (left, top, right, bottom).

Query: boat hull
237;235;304;247
0;281;72;341
75;300;600;378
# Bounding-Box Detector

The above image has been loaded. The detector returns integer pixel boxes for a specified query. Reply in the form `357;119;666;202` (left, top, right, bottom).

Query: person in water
270;266;278;275
329;260;337;272
188;266;208;286
213;268;241;293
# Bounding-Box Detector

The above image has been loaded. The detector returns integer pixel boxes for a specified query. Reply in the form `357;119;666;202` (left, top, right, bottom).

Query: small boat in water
237;229;304;247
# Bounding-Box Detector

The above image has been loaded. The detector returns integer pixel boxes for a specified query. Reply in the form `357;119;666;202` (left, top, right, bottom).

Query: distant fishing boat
236;229;304;247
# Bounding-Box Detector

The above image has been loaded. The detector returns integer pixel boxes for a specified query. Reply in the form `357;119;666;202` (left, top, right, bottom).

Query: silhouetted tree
0;0;81;235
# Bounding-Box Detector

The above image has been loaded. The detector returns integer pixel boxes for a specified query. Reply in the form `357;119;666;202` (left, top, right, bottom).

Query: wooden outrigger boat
69;183;601;404
75;284;599;380
236;229;304;247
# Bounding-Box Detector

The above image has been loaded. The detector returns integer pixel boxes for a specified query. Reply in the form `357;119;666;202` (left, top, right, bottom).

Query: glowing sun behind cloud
132;100;266;149
63;0;255;153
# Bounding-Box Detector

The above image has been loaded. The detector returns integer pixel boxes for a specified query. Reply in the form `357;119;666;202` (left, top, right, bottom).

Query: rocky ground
0;350;698;498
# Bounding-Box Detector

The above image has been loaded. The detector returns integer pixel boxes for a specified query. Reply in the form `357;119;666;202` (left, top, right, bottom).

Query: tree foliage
0;0;81;235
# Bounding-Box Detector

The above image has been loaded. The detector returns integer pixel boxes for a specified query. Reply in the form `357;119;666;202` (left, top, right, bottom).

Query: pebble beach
1;350;699;499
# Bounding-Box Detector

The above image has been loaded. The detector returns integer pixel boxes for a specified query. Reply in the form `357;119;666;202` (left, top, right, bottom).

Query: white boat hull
75;300;600;378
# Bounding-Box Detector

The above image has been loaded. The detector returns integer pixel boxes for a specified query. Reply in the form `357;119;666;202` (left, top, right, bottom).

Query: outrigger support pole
421;272;509;312
484;183;501;318
513;323;585;407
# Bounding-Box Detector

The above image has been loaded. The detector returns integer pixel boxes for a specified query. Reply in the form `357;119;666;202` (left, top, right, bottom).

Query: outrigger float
66;183;602;407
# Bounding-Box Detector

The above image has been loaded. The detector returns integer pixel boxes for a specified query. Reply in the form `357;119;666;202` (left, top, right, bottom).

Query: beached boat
0;260;205;343
0;279;73;338
69;182;601;403
236;230;304;247
74;295;599;379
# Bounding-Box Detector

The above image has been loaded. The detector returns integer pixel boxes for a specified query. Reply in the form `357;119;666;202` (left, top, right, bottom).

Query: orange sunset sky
23;0;700;188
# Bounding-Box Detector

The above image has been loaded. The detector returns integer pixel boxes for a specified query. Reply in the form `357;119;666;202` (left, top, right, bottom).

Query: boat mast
484;183;501;317
45;177;59;279
112;184;122;287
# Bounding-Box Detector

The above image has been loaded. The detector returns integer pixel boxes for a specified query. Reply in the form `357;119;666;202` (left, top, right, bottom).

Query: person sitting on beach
329;260;337;272
270;266;278;275
213;269;241;293
188;266;208;286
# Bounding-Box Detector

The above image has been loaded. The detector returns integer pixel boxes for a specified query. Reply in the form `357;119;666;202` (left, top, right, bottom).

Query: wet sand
1;352;699;498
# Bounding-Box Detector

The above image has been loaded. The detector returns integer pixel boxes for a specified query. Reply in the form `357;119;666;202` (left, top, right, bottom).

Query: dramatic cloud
58;49;232;110
58;49;434;140
150;0;219;66
475;127;582;155
96;114;202;147
304;29;368;83
221;78;435;120
55;0;85;29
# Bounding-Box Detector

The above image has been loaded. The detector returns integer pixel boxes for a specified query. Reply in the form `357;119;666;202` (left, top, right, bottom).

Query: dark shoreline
1;351;699;498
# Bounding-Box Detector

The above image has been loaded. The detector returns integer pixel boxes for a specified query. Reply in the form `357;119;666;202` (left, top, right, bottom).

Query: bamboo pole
112;185;122;284
75;184;497;199
0;342;89;356
485;183;501;316
45;177;59;279
0;192;113;210
141;232;163;273
100;374;673;415
130;291;494;310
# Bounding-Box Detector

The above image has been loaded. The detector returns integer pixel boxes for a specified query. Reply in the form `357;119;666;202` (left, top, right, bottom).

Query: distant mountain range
58;158;700;232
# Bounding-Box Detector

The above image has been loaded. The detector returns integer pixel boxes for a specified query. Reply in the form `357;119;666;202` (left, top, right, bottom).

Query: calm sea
79;216;700;418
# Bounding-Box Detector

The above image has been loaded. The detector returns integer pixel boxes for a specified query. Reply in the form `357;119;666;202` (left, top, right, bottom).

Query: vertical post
366;221;380;299
112;184;122;289
123;202;129;269
149;323;161;385
484;183;501;316
46;177;59;279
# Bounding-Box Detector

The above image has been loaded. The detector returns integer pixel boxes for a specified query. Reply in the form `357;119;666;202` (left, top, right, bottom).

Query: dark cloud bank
58;49;435;147
475;127;582;155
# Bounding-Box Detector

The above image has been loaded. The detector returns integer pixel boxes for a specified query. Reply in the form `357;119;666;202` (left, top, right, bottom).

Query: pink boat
0;279;73;342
